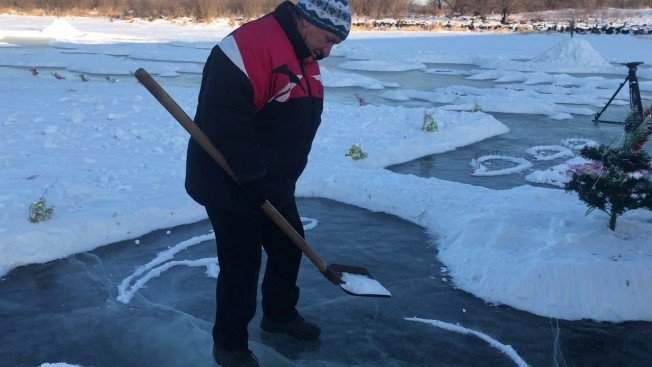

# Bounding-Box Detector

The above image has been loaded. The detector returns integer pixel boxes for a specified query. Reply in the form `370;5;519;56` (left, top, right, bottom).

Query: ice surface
2;198;650;366
340;272;391;296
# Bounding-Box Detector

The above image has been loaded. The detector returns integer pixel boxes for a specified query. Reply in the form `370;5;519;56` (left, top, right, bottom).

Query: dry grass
0;7;47;16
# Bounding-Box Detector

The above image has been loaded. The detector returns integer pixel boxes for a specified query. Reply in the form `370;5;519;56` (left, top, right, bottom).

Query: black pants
206;200;303;351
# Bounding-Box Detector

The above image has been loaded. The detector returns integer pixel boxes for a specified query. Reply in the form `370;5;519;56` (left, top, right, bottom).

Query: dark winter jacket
185;1;323;211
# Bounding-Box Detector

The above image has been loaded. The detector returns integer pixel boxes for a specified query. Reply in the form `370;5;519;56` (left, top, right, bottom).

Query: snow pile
41;19;83;39
39;364;83;367
532;38;611;68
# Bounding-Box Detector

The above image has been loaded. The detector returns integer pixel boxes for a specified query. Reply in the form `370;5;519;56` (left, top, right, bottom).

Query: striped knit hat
295;0;351;41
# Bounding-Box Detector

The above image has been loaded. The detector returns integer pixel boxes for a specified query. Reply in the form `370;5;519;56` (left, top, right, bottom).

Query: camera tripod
594;61;645;124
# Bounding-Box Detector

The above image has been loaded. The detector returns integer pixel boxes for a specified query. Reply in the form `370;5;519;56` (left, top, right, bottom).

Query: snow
340;272;392;297
525;156;590;188
1;15;652;323
39;364;83;367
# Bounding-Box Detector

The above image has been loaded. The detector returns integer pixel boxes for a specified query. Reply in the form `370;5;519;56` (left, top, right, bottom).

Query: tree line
0;0;650;21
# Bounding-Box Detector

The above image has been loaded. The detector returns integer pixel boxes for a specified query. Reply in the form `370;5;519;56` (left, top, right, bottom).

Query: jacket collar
273;1;311;62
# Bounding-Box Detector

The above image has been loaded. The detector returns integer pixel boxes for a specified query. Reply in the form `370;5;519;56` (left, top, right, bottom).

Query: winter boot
212;345;260;367
260;314;321;340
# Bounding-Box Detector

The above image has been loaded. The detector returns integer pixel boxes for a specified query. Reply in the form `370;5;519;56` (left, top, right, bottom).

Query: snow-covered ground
1;14;652;332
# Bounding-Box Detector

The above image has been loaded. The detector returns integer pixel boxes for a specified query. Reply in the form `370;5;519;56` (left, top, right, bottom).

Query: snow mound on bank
41;19;83;38
533;38;610;67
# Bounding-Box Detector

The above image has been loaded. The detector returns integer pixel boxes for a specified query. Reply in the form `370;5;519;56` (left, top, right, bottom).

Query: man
185;0;351;366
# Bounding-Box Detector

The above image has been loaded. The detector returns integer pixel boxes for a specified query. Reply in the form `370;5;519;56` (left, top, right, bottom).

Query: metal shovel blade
324;264;392;298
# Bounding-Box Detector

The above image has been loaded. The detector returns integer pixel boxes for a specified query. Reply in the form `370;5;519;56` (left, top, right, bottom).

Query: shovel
135;68;391;298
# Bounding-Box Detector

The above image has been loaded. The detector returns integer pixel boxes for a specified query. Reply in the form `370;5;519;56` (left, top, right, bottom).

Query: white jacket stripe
217;35;248;79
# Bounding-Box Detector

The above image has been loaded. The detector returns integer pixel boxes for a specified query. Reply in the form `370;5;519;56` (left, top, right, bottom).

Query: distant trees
351;0;414;19
0;0;279;19
0;0;650;20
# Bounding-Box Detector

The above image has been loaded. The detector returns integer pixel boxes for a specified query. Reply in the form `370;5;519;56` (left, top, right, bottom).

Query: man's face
300;20;342;63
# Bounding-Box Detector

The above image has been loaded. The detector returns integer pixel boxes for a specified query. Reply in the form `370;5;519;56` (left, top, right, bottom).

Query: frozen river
2;28;652;367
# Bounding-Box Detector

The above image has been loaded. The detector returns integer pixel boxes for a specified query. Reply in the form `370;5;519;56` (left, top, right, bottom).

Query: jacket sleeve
196;42;267;183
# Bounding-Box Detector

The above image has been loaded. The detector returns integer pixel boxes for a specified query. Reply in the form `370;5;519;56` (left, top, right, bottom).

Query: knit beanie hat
295;0;351;41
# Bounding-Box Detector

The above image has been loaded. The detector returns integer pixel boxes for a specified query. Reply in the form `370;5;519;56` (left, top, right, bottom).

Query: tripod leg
628;66;644;119
594;75;629;122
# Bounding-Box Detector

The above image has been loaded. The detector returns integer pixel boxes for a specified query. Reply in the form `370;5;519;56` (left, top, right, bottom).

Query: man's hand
240;178;267;208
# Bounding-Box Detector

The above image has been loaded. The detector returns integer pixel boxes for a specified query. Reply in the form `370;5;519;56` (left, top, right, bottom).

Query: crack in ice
551;318;568;367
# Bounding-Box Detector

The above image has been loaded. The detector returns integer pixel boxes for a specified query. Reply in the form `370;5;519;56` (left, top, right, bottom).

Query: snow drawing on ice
117;220;320;304
560;138;598;150
405;317;529;367
340;272;391;297
301;216;319;230
525;156;590;188
117;233;217;304
525;145;574;161
470;155;533;176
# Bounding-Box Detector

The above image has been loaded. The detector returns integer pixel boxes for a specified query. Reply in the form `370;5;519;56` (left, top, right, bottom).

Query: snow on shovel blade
325;264;391;298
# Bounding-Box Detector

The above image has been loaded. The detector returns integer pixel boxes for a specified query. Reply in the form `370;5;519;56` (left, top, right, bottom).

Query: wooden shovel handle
135;68;328;273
